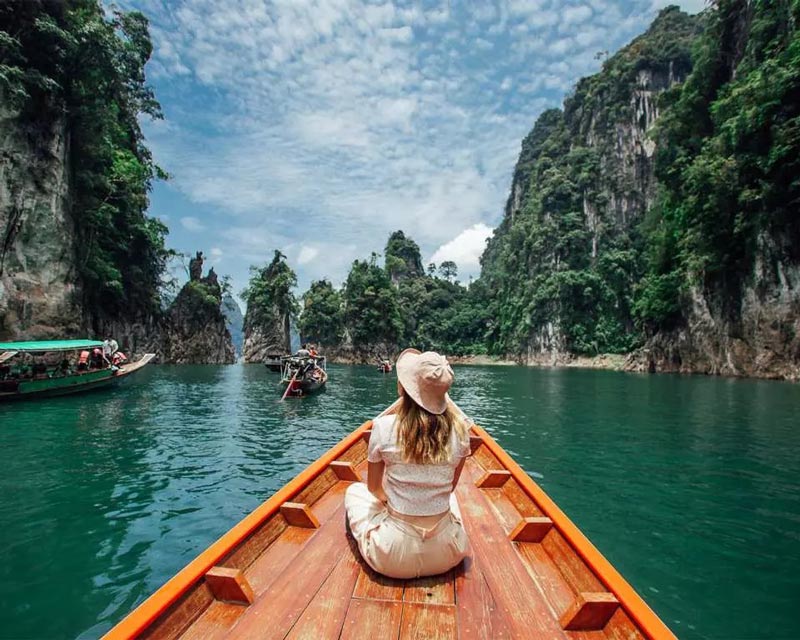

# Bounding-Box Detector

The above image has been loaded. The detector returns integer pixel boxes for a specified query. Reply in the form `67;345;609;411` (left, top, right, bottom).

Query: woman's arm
451;456;467;491
367;460;388;503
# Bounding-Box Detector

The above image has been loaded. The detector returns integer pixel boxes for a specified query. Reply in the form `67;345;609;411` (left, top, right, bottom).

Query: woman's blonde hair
395;385;467;464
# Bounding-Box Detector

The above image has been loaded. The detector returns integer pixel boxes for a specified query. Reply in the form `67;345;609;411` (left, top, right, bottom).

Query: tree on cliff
477;8;698;356
0;0;171;321
385;231;424;283
243;251;297;356
298;280;343;347
439;261;458;282
343;254;402;347
298;231;488;356
634;0;800;332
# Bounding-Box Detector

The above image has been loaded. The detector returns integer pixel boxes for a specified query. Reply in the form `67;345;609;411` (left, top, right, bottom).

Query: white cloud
429;223;494;277
180;216;206;232
128;0;687;295
297;246;320;265
562;5;593;25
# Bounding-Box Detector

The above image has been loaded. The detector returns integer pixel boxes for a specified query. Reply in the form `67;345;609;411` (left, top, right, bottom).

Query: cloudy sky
121;0;704;301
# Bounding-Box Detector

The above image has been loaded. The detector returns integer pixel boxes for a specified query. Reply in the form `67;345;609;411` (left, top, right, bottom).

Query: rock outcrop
480;6;799;380
242;320;289;363
242;250;294;363
162;252;235;364
0;93;82;340
626;237;800;380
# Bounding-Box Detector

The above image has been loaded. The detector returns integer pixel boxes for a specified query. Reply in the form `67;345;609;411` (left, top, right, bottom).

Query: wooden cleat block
560;592;619;630
361;430;372;444
475;469;511;488
329;460;360;481
469;435;483;454
280;502;320;529
205;566;254;605
509;517;554;543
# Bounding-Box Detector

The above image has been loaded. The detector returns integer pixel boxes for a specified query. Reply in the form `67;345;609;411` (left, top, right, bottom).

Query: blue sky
122;0;704;302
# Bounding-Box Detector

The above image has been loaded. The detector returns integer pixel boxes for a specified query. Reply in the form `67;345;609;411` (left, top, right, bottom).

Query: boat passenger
308;344;318;357
345;349;470;579
90;348;105;369
112;351;128;366
77;350;90;371
296;344;310;358
103;337;119;360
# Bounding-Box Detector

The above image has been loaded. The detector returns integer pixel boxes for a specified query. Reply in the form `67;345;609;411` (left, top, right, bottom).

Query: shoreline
225;352;797;382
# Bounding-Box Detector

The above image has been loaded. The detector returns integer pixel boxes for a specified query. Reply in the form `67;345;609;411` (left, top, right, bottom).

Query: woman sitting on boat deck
345;349;470;579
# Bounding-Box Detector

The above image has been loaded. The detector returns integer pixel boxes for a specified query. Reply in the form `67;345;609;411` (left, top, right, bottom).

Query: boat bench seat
137;428;644;640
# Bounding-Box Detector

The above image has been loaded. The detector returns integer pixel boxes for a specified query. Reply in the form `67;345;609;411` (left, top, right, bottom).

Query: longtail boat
280;355;328;397
377;360;393;373
0;340;155;402
104;399;675;639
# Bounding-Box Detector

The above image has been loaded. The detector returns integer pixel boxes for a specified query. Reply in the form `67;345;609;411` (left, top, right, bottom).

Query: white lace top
367;414;471;516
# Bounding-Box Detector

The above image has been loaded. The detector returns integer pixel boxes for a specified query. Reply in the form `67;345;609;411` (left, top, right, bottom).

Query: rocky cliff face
0;95;82;340
162;252;235;364
626;221;800;381
242;319;289;363
624;2;800;381
484;5;799;380
481;8;699;360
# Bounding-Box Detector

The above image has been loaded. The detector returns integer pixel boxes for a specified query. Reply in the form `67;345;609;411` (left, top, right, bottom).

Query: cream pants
344;482;469;579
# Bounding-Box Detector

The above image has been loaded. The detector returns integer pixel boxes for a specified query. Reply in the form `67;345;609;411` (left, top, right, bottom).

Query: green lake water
1;364;798;639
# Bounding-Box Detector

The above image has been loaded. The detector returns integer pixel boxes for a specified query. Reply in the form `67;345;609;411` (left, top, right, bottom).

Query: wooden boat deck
108;416;674;640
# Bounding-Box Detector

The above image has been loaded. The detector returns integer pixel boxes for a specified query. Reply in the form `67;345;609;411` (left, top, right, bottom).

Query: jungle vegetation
1;0;171;321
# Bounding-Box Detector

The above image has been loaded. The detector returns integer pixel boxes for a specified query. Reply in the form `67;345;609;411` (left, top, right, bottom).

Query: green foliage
297;233;490;355
0;0;170;318
384;230;424;281
395;275;489;355
179;280;222;317
438;261;458;281
299;280;344;346
636;0;800;328
476;7;702;356
343;254;403;345
243;250;298;327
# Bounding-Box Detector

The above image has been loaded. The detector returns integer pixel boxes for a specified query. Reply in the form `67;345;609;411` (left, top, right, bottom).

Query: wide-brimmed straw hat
396;348;454;415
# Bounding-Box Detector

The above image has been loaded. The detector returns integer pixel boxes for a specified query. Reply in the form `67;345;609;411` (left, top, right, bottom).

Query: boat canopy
0;339;104;353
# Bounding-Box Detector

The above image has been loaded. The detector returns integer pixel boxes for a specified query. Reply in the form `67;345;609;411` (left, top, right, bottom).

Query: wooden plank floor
179;457;641;640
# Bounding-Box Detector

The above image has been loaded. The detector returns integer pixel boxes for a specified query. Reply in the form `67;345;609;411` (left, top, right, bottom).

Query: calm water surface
1;364;798;639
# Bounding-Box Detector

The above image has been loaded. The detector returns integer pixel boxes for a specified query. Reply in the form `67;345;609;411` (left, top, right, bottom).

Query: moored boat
281;355;328;397
264;353;287;372
104;400;676;640
0;340;155;402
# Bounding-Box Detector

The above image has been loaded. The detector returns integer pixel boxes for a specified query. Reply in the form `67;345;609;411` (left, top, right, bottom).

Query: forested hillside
0;0;170;340
293;2;799;379
294;231;487;361
480;7;700;358
479;1;799;378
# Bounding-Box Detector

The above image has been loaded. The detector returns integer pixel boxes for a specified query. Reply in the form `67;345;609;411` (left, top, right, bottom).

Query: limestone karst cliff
0;1;171;357
162;252;235;364
242;251;295;362
0;91;80;340
480;4;799;380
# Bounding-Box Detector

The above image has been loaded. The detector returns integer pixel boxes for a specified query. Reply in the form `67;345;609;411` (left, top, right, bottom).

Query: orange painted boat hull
103;402;676;640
